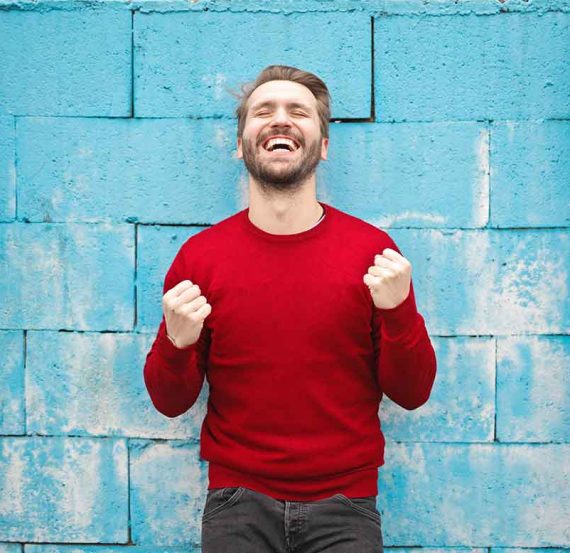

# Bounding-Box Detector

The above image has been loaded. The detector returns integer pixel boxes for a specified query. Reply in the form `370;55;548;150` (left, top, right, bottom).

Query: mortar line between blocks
131;10;135;118
134;224;138;329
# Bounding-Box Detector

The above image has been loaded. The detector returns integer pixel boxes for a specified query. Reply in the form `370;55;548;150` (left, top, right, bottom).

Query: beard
240;133;323;195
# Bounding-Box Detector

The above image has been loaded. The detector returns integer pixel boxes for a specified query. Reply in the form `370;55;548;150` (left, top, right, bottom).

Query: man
143;65;437;553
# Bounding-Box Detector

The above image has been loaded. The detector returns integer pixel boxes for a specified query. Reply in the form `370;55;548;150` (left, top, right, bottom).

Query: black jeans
201;486;383;553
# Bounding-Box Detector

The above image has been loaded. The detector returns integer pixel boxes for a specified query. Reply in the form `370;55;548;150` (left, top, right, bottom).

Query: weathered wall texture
0;0;569;549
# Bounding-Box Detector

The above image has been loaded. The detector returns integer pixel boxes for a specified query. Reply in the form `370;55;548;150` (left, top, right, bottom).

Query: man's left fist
362;247;412;309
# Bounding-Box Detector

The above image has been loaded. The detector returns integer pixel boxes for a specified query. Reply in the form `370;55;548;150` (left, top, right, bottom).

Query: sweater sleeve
371;246;437;411
143;249;210;418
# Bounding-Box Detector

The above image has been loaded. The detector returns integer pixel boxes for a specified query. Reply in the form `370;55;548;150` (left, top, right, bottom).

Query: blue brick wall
0;0;568;550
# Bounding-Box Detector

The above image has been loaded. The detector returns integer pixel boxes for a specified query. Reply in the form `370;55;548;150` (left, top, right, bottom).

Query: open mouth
263;147;299;157
261;136;302;155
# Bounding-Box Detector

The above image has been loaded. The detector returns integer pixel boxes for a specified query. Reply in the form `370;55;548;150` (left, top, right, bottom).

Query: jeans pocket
203;487;246;522
334;494;381;524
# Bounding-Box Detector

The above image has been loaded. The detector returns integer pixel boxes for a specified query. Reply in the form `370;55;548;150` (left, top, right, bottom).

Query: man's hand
362;248;412;309
163;280;212;349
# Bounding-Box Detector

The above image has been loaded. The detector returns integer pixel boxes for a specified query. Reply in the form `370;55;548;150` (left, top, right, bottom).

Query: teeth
264;137;298;152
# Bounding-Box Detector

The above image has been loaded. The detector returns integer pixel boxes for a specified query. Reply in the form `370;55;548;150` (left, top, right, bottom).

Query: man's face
236;80;329;192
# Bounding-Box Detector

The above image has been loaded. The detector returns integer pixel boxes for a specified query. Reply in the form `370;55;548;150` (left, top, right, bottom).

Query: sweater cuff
156;328;198;367
376;287;420;341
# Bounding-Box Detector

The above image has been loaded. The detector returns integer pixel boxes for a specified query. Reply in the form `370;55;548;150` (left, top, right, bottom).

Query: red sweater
143;202;437;501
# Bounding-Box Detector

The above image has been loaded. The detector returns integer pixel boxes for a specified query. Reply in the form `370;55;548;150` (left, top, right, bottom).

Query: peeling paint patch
381;337;495;442
26;331;207;439
375;211;446;227
497;335;570;442
130;440;207;545
0;437;128;542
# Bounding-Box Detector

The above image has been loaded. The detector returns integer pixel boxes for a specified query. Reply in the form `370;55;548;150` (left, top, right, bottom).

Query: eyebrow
249;100;313;113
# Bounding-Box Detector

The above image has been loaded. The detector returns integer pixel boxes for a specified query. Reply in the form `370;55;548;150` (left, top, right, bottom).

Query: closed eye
254;110;308;117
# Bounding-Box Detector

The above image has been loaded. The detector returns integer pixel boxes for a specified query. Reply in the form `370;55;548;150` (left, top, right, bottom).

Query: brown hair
230;65;332;140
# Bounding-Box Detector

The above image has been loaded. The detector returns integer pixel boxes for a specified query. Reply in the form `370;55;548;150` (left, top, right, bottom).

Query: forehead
247;80;317;112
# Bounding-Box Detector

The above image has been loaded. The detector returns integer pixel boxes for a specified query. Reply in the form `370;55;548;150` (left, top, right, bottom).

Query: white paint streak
0;440;25;515
514;445;570;541
201;73;227;101
460;231;492;334
214;125;231;148
527;337;568;436
237;172;249;210
374;211;446;227
500;336;569;440
113;440;128;485
475;126;490;227
505;120;517;144
22;232;66;324
8;162;16;212
62;440;100;527
51;188;65;211
492;239;568;333
134;443;203;539
26;359;53;431
40;439;100;529
62;334;118;435
76;146;94;158
62;170;90;197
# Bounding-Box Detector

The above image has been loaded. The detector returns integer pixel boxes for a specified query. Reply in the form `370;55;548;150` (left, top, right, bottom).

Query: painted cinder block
137;224;206;332
0;437;128;542
388;228;570;335
0;222;134;330
25;546;199;553
134;11;371;118
25;330;208;439
0;117;16;221
16;117;242;224
490;549;570;553
380;337;495;442
389;550;485;553
490;120;570;227
0;9;131;117
375;12;570;121
0;544;22;553
319;121;488;228
0;331;25;435
377;442;570;546
497;335;570;443
130;439;208;546
361;0;569;14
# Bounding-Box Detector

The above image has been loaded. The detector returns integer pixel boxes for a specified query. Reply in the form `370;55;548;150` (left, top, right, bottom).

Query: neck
247;181;323;235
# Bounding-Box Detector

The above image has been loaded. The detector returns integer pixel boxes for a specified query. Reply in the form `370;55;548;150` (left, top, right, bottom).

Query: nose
269;106;292;127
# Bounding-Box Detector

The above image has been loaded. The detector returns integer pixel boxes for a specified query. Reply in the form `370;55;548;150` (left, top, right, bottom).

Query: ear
321;137;329;161
236;136;243;159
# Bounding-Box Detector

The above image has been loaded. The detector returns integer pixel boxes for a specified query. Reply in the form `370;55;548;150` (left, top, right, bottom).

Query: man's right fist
162;280;212;349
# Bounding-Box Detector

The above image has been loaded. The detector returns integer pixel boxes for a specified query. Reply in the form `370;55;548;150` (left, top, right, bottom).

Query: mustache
258;132;303;147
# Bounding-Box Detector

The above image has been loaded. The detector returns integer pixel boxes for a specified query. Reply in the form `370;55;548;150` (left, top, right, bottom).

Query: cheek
245;122;263;137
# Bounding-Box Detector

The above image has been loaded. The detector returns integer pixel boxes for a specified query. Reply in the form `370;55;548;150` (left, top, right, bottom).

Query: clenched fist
362;247;412;309
162;280;212;349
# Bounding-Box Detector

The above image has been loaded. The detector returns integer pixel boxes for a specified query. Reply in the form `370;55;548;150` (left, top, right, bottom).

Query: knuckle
189;311;201;322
